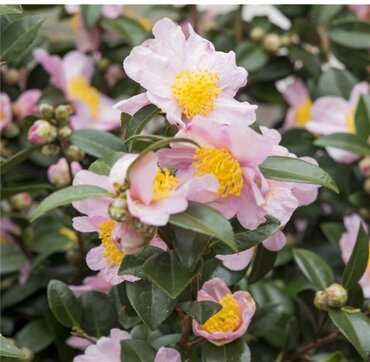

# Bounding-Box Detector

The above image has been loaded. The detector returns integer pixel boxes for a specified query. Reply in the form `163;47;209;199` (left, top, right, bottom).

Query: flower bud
55;105;72;124
108;197;130;222
65;144;85;162
20;347;34;362
314;290;329;311
41;144;60;157
97;57;110;71
39;103;55;120
325;283;348;308
280;34;290;47
250;27;265;42
204;21;219;35
4;68;19;85
364;178;370;195
57;126;73;140
359;156;370;177
9;192;32;211
132;218;156;237
48;157;82;188
3;123;20;138
27;120;57;145
262;33;281;52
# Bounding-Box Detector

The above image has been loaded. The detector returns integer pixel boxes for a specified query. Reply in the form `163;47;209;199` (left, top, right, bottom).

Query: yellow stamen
152;168;179;202
193;147;243;198
295;98;312;126
346;107;356;134
202;294;241;333
98;220;124;266
59;227;78;243
69;14;80;34
172;69;221;119
67;76;101;118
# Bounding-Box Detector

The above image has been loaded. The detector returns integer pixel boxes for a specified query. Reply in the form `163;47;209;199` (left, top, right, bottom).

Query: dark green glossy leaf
289;46;321;78
0;5;22;14
0;245;26;275
80;5;101;29
120;339;156;362
0;146;40;175
312;5;342;24
16;319;53;353
202;339;251;362
89;152;126;176
1;183;54;198
236;41;268;73
355;95;370;140
180;301;221;324
320;222;345;246
0;335;25;358
248;244;277;284
249;303;284;337
317;69;358;98
328;20;370;49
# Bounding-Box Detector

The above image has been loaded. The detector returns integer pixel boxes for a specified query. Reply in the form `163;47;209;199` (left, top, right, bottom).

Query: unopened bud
359;156;370;177
132;218;156;237
108;197;130;222
262;33;281;52
97;57;110;71
48;157;82;188
314;283;348;311
9;192;32;211
20;347;34;362
3;123;20;138
204;20;219;35
57;126;72;140
55;105;72;124
280;34;290;47
250;27;265;42
41;144;60;157
65;144;85;162
39;103;55;120
27;120;57;145
364;178;370;195
4;68;19;85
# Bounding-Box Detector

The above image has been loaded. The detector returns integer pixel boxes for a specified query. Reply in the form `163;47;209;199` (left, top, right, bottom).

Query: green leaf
328;20;370;49
0;5;22;14
70;129;125;158
202;339;251;362
249;303;284;337
320;222;345;246
47;280;82;328
0;245;26;275
148;333;181;350
30;185;109;221
0;146;40;175
329;309;370;360
180;301;221;324
126;279;176;330
355;95;370;140
248;245;277;284
169;201;237;252
89;152;126;176
1;15;45;63
314;133;370;156
16;319;53;353
260;156;339;193
348;191;370;209
252;56;293;82
80;291;118;337
0;335;25;358
142;251;202;299
80;5;101;29
122;105;160;152
293;248;335;290
317;69;358;98
342;224;369;290
1;183;54;198
312;5;342;25
289;46;321;79
120;339;156;362
235;41;268;73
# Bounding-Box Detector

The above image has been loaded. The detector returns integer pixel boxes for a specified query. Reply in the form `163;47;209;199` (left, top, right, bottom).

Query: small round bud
280;34;290;47
9;192;32;211
359;156;370;177
3;123;20;138
250;27;265;42
27;120;57;145
39;103;55;120
262;33;281;52
314;290;329;311
48;157;82;188
57;126;73;140
364;178;370;195
4;68;19;85
20;347;34;362
204;20;219;35
41;144;60;157
108;197;130;222
65;144;85;162
55;105;72;124
325;283;348;308
97;57;110;71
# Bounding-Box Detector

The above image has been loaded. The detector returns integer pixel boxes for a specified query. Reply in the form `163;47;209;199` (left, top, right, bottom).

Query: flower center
346;107;356;134
67;76;101;118
98;220;124;266
296;98;312;126
172;69;221;119
152;168;179;202
193;147;243;198
202;294;241;333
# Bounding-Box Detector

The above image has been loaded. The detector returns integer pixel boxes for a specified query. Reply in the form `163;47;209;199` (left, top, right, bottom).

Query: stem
177;307;193;350
235;5;244;43
71;328;98;344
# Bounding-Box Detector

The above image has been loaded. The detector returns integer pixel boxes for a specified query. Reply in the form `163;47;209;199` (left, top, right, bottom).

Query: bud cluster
314;283;348;311
249;27;293;52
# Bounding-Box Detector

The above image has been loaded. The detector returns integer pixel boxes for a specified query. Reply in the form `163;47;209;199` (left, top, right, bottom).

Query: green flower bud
132;218;156;237
4;68;19;85
41;144;60;157
325;283;348;308
9;192;32;211
108;197;130;222
55;105;72;124
314;290;329;311
28;120;57;145
359;156;370;177
262;33;281;52
39;103;55;120
57;126;73;140
280;34;290;47
3;123;20;138
250;27;265;42
65;144;85;162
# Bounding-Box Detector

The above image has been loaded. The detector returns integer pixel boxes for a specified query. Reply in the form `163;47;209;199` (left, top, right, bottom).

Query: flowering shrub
1;4;370;362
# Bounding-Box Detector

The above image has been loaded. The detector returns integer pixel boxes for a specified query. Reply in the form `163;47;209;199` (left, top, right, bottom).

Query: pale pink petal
113;93;151;115
109;154;137;187
63;51;94;82
154;347;182;362
72;216;108;233
66;336;92;350
197;277;230;302
283;79;309;107
216;247;254;271
326;147;360;164
86;246;107;271
0;93;12;131
349;82;369;106
13;89;41;120
102;5;123;18
262;230;286;251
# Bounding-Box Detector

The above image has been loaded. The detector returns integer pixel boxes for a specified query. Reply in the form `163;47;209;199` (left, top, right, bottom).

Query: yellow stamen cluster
0;111;5;122
295;98;312;126
345;107;356;134
172;69;221;119
67;76;101;118
193;147;243;198
69;14;80;34
152;168;179;202
98;220;124;266
202;294;241;333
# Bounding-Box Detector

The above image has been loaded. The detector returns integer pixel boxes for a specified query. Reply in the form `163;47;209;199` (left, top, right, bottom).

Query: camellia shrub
1;4;370;362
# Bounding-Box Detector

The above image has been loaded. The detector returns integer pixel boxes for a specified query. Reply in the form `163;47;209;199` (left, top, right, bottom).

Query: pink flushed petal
208;195;239;220
100;264;139;285
359;270;370;299
90;95;121;131
113;92;151;115
283;79;309;107
101;5;124;18
283;108;299;130
0;93;12;131
86;246;106;271
154;347;182;362
63;51;94;82
110;154;137;187
69;275;113;297
197;277;230;301
149;235;168;250
33;48;66;91
349;82;369;106
72;216;108;233
186;174;219;204
263;230;287;251
113;222;147;255
326;147;360;164
13;89;41;120
157;147;195;170
66;336;92;351
216;247;254;271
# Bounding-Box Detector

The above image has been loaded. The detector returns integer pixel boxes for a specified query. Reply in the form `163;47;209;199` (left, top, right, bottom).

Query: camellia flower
339;214;370;298
193;277;256;346
114;18;257;127
33;48;120;130
48;157;82;188
0;93;12;132
12;89;41;120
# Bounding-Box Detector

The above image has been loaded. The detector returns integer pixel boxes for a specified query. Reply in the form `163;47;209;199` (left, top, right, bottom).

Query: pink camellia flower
12;89;41;120
193;278;256;346
306;82;369;163
33;48;120;130
154;347;182;362
347;5;370;20
339;214;370;298
114;18;257;128
27;120;57;145
69;275;113;297
0;93;12;132
48;157;82;188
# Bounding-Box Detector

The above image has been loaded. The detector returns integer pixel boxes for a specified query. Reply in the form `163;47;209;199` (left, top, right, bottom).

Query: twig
235;5;244;43
177;307;193;350
189;5;198;32
71;328;98;344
